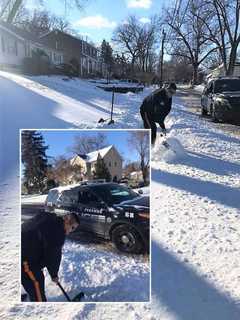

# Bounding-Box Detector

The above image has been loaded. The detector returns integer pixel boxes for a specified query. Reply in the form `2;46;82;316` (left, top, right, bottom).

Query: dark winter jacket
21;212;65;279
140;88;172;129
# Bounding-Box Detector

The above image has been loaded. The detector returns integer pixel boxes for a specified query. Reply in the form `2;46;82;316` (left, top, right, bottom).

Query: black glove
161;128;167;136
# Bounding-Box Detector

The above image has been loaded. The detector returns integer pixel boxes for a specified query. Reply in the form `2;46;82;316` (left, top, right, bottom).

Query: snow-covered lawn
1;71;240;319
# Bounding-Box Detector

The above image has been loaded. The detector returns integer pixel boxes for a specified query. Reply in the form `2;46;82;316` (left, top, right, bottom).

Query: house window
1;36;5;53
109;161;111;167
25;44;31;57
7;38;17;55
115;161;117;167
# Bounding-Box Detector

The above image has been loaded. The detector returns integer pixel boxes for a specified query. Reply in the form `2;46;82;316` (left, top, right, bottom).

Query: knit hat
167;82;177;91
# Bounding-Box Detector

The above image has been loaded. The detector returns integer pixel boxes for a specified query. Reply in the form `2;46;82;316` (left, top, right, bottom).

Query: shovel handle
57;282;71;301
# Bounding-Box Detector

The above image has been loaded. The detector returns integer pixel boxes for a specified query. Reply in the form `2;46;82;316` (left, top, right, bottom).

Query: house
70;145;123;182
0;21;63;72
40;30;108;77
206;62;240;80
129;171;143;181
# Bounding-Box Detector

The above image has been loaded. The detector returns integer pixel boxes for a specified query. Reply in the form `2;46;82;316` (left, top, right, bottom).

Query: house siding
41;30;108;77
0;23;63;71
70;146;123;182
0;28;25;69
103;147;122;181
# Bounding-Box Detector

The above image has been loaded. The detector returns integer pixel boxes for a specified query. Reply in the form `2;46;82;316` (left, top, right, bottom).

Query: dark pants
21;261;47;302
140;108;157;145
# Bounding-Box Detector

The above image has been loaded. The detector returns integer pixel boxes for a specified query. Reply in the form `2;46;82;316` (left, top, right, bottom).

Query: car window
91;184;138;206
59;190;78;205
46;190;59;204
78;190;100;205
214;79;240;93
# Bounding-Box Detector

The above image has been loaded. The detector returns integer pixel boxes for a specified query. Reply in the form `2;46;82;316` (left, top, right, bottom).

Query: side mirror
138;190;143;195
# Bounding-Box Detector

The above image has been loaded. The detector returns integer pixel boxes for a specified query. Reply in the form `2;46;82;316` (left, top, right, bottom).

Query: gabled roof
0;20;38;42
77;145;113;163
86;145;113;162
0;20;63;52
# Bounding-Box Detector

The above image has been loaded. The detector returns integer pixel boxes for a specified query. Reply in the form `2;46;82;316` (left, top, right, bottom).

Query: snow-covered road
0;71;240;319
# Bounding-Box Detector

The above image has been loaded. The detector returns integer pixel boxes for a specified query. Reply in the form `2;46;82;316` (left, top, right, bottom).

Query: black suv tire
112;225;144;254
211;104;220;122
201;107;208;116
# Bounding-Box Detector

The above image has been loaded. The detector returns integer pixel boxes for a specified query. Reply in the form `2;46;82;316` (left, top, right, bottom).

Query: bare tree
199;0;240;75
0;0;89;23
164;0;219;84
113;16;141;76
113;15;160;77
128;132;150;185
69;133;108;155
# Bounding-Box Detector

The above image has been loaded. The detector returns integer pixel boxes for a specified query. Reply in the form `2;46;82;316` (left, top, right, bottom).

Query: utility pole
160;29;166;86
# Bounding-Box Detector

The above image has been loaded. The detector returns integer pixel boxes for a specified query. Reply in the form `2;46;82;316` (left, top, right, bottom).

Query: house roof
0;20;63;52
77;145;113;163
0;20;39;42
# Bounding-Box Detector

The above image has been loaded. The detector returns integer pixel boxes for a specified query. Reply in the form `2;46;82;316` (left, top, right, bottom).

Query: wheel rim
117;231;136;250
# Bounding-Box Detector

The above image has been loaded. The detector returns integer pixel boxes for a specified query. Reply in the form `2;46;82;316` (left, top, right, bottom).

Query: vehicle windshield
214;79;240;93
91;184;139;206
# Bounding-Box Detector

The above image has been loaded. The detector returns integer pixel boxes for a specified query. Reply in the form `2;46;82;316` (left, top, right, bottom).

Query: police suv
45;182;149;254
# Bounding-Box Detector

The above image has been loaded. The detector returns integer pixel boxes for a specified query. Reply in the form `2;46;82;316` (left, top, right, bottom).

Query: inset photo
20;129;150;302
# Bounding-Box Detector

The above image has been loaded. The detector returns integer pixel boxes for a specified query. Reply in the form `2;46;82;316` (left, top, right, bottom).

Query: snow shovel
159;132;177;154
57;282;84;302
98;89;115;125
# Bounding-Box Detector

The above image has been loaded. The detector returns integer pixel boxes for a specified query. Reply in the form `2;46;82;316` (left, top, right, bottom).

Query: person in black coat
140;82;177;145
21;211;79;302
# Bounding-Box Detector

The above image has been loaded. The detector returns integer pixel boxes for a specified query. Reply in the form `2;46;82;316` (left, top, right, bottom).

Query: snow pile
153;136;186;163
194;84;205;93
151;101;240;319
40;241;149;302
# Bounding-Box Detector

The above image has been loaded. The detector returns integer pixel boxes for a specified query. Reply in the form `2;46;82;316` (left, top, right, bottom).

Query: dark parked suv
45;182;149;254
201;77;240;123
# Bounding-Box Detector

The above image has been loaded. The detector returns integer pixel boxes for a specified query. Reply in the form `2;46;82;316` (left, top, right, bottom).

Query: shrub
22;49;50;75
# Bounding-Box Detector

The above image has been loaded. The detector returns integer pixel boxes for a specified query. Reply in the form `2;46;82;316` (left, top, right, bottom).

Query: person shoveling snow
140;83;177;145
21;211;83;302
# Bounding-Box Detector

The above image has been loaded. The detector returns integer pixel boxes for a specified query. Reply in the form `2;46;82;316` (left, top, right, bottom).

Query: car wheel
201;107;208;116
212;105;219;122
112;225;144;254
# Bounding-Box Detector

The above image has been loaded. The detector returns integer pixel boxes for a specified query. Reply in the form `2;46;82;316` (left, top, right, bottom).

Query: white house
0;21;63;72
70;145;123;182
206;62;240;80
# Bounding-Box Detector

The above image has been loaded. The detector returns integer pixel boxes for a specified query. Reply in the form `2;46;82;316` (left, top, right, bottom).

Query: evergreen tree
21;130;49;194
93;153;111;182
101;39;114;72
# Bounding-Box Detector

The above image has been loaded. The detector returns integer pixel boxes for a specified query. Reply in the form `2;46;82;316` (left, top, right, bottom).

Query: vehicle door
54;189;78;215
76;188;107;236
206;81;214;112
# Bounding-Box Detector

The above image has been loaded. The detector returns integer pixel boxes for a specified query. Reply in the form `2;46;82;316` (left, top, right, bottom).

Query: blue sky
38;129;150;164
25;0;167;45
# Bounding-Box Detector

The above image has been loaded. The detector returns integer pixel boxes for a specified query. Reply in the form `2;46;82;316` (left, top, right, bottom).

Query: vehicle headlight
138;212;149;219
215;97;231;108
